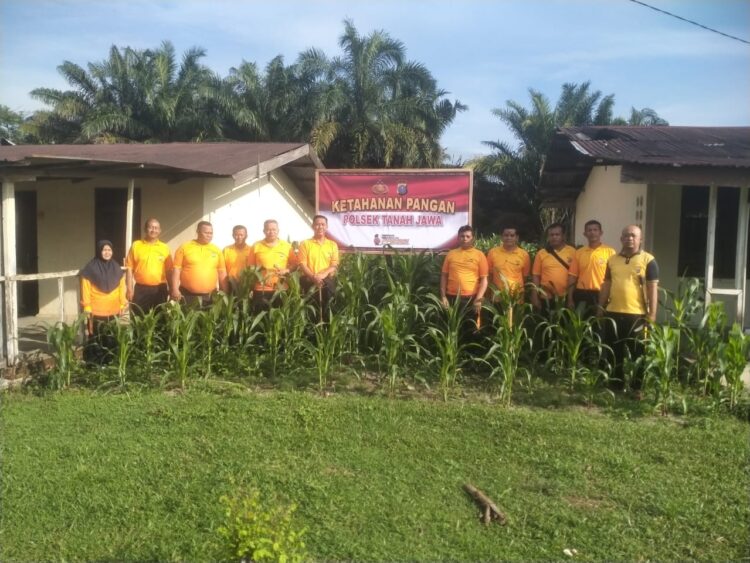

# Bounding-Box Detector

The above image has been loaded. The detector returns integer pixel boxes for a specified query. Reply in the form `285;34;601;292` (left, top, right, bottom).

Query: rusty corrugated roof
0;142;311;176
558;126;750;168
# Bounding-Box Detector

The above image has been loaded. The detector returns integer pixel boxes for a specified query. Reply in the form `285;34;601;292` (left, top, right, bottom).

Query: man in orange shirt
567;219;616;317
125;218;172;315
171;221;228;308
247;219;297;312
486;225;530;306
223;225;251;295
531;222;576;314
440;225;488;339
298;215;339;320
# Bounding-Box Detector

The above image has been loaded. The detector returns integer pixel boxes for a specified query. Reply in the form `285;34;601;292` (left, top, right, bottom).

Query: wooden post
735;186;749;327
2;180;18;366
125;178;135;260
704;184;718;307
58;276;65;323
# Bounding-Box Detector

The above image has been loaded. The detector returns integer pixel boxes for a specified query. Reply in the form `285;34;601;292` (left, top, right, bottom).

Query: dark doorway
94;188;141;264
16;191;39;316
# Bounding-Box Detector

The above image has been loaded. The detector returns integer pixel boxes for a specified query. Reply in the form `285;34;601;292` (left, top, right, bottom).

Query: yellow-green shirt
604;251;659;315
298;238;339;275
248;239;297;291
125;239;172;286
486;246;530;295
569;244;616;290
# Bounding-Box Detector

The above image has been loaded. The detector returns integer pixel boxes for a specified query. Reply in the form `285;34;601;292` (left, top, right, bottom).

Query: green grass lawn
1;386;748;561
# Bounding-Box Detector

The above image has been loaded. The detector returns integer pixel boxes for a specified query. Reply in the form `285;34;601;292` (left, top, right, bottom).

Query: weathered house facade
540;126;750;326
0;142;323;364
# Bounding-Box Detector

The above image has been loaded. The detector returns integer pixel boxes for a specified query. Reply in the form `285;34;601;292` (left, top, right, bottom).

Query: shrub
217;488;307;563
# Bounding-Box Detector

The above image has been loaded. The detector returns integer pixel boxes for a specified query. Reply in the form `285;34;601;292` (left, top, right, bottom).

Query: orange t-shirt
532;245;576;298
442;247;488;296
223;244;252;281
80;277;127;316
173;240;226;294
569;244;616;290
247;239;297;291
486;246;530;295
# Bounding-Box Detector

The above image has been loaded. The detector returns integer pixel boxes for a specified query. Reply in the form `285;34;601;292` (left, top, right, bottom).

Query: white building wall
573;165;648;248
204;169;315;249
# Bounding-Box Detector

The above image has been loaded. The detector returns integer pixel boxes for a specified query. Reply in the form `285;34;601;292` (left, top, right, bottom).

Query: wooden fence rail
1;270;79;366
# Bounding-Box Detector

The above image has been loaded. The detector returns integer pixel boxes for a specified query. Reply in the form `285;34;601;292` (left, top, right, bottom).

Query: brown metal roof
554;126;750;168
540;126;750;205
0;142;314;176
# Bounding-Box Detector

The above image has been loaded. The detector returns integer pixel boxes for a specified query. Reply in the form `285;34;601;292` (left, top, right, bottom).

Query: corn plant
540;307;605;391
335;252;377;355
423;294;471;401
687;302;727;397
164;302;201;388
45;314;86;390
129;307;165;379
643;323;681;415
366;288;424;393
481;303;533;405
719;324;749;411
258;276;311;380
303;315;344;391
661;278;704;383
106;317;135;388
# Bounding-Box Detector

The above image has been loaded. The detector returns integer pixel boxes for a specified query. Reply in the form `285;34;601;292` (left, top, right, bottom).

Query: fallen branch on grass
462;483;507;525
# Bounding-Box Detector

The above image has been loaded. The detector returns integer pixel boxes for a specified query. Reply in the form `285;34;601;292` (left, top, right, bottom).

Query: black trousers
85;315;116;365
301;277;335;322
572;289;600;318
252;290;281;314
604;312;648;389
131;283;168;316
446;294;482;345
181;288;213;309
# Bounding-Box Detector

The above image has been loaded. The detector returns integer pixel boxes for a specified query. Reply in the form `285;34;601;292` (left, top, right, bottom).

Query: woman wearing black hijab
79;240;127;363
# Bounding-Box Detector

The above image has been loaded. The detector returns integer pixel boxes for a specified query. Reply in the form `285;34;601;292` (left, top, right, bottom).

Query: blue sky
1;0;748;159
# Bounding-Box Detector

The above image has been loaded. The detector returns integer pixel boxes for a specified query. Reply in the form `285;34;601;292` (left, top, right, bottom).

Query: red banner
317;169;472;251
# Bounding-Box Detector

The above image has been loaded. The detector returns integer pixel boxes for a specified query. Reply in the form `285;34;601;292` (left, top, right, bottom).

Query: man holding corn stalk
298;215;339;321
597;224;659;391
247;219;297;313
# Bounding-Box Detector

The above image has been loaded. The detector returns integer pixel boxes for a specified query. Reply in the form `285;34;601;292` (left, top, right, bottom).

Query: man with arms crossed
223;225;251;295
171;221;228;308
125;218;172;315
597;224;659;391
298;215;339;319
531;223;576;314
247;219;297;313
567;219;616;317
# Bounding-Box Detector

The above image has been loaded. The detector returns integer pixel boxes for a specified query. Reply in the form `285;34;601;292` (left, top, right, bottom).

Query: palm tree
30;42;221;143
472;82;668;236
305;20;465;168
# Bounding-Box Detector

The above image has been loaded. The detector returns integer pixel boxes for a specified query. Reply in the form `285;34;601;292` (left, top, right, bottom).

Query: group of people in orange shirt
440;220;659;388
80;214;659;387
78;214;339;361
